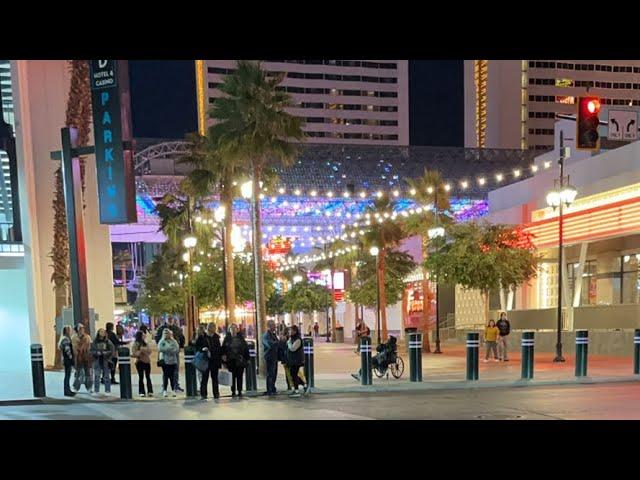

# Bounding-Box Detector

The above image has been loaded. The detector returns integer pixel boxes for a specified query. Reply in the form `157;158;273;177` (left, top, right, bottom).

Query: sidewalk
2;341;638;404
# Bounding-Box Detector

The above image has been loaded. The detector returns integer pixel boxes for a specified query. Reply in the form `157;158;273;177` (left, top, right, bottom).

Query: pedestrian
354;320;369;354
222;324;250;398
91;328;116;395
155;316;185;392
278;328;292;390
131;330;153;397
195;322;222;400
262;319;279;396
157;328;180;397
58;325;76;397
496;311;511;362
105;322;125;385
313;322;319;339
483;320;499;362
139;324;154;346
286;325;309;397
71;324;93;393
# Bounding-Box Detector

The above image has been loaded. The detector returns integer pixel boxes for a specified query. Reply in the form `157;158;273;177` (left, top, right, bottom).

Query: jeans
136;361;153;395
498;336;509;360
485;341;498;360
200;366;219;398
266;359;278;394
289;365;305;390
73;363;92;391
93;361;111;393
230;366;244;394
63;363;73;394
162;364;177;391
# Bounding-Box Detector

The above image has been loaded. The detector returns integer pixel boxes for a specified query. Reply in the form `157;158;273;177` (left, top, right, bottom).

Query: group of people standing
263;320;310;397
483;312;511;362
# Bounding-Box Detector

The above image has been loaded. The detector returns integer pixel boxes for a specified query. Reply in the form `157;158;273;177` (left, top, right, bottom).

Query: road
2;382;640;420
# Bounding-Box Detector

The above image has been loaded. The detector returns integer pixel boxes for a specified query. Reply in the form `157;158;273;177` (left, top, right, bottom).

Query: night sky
129;60;464;146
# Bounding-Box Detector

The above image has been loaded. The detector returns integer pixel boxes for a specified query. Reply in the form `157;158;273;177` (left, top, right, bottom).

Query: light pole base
433;339;442;354
552;355;566;363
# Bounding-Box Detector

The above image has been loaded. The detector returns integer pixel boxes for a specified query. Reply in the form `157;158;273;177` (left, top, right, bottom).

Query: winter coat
195;333;222;369
262;330;279;362
72;333;93;367
222;333;250;370
90;337;116;368
108;330;125;349
158;338;179;365
131;341;152;364
59;336;74;367
287;333;304;367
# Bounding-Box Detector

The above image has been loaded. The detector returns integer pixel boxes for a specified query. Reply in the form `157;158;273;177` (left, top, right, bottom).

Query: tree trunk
330;266;337;334
379;249;388;342
421;235;432;352
483;291;490;326
251;163;267;376
221;186;236;325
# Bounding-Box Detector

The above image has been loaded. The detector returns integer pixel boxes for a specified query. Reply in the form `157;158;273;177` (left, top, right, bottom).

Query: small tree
424;221;540;325
283;280;332;328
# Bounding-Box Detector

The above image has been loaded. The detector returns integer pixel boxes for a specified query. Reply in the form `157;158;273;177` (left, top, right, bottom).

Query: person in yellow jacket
483;320;499;362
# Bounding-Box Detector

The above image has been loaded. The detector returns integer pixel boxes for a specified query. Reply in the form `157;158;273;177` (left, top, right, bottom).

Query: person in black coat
286;325;308;396
222;324;250;398
105;322;126;384
195;322;222;400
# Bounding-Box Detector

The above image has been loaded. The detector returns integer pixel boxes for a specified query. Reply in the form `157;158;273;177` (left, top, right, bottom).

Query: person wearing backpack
222;324;250;398
496;312;511;362
286;325;309;397
195;322;222;400
58;325;75;397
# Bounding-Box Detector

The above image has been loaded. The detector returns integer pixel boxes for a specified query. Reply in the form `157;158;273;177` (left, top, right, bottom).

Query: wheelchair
372;336;405;379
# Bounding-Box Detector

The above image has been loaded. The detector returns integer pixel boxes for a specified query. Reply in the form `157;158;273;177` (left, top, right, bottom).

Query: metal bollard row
246;340;257;392
31;344;46;398
575;330;589;377
408;332;422;382
520;331;535;380
303;337;315;388
466;333;479;381
359;336;372;385
117;347;132;399
184;346;198;398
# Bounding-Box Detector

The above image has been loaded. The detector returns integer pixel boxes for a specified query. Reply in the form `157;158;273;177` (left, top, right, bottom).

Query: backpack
193;351;209;372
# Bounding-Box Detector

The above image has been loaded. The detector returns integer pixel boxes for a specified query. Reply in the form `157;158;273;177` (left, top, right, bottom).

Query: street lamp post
370;246;381;345
428;187;444;355
242;181;260;369
183;234;198;342
214;206;229;328
545;131;577;363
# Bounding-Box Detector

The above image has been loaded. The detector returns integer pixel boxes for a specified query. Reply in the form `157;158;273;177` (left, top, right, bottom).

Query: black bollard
575;330;589;377
117;347;132;400
466;332;479;381
360;336;372;386
184;346;198;398
520;331;535;380
303;337;315;388
30;343;46;398
634;329;640;375
246;340;257;391
408;332;422;382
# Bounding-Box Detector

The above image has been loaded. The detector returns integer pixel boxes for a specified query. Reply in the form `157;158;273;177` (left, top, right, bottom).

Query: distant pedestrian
155;316;185;392
262;320;279;396
483;320;499;362
131;331;153;397
496;312;511;362
313;322;319;339
105;322;125;385
222;324;250;398
139;324;154;346
71;324;93;393
195;322;222;400
287;325;309;397
157;329;180;397
58;325;75;397
91;328;116;395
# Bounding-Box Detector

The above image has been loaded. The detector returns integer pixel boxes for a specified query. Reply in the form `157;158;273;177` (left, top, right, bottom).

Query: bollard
117;347;132;400
184;346;198;398
466;332;479;381
246;340;257;391
303;337;315;388
634;329;640;375
408;332;423;382
30;344;46;398
520;331;535;380
575;330;589;377
360;336;372;386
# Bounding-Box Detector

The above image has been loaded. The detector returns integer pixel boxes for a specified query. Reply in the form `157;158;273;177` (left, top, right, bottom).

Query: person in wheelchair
372;336;398;372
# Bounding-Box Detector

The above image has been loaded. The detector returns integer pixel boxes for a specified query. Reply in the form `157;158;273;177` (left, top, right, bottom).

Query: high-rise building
464;60;640;151
0;60;17;239
198;60;410;145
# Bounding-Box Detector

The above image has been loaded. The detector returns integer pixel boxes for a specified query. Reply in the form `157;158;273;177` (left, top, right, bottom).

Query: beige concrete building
198;60;410;146
465;60;640;151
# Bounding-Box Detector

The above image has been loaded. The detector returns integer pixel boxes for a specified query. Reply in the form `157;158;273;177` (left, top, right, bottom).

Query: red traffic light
577;96;601;150
587;99;600;114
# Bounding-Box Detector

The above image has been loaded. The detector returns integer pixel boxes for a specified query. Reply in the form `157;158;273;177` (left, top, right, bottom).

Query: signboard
608;109;638;142
89;60;137;224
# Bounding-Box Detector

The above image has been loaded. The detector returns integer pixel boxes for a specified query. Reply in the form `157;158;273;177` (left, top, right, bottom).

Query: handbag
193;351;209;373
218;369;232;386
157;352;165;368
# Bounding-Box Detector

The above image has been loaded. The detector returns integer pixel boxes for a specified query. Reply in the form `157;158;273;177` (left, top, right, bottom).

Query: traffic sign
608;109;638;142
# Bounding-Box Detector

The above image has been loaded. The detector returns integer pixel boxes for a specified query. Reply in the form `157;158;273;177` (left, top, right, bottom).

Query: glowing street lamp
183;235;197;249
241;180;253;200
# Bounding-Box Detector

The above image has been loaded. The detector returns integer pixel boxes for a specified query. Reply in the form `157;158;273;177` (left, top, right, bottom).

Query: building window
568;260;598;306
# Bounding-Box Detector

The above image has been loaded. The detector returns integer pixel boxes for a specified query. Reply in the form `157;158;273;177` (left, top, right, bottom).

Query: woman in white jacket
157;329;179;397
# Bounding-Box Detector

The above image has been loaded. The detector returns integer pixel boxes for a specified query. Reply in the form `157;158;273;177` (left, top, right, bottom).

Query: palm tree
209;60;304;369
180;132;244;325
50;60;92;367
361;197;407;342
405;170;453;352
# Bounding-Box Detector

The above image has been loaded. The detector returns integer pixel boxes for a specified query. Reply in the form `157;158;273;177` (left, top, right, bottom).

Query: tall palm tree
51;60;92;367
180;133;244;325
361;197;407;342
405;170;453;352
209;60;304;368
